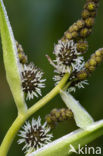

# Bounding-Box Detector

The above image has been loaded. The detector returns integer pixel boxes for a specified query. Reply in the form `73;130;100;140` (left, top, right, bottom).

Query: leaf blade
0;0;27;113
60;90;94;129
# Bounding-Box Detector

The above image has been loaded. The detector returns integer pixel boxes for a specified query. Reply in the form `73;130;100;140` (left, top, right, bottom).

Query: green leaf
0;0;27;113
28;120;103;156
60;90;94;129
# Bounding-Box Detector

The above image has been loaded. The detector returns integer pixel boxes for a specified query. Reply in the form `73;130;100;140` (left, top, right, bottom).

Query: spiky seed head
21;63;46;100
18;117;53;153
52;40;85;85
54;40;85;73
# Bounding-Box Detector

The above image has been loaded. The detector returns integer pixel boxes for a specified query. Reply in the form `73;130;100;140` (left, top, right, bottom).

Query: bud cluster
45;108;73;128
62;0;99;54
67;48;103;92
77;48;103;81
18;117;53;153
16;41;28;64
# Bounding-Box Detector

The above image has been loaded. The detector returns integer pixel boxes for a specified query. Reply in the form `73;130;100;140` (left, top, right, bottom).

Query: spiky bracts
21;64;46;100
18;117;53;153
45;108;73;129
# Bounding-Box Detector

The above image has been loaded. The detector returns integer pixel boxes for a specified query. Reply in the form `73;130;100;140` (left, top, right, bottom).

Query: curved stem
0;114;26;156
26;73;69;118
0;73;70;156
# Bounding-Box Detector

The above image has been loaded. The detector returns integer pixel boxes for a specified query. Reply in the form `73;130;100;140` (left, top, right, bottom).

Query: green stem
26;73;69;118
0;114;26;156
0;73;69;156
62;81;72;91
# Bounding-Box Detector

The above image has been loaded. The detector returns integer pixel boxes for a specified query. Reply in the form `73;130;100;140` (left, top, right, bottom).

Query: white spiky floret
68;80;89;93
21;63;46;100
54;58;71;73
52;39;86;85
52;39;88;92
53;75;62;85
71;56;85;72
18;117;53;154
54;56;85;74
53;69;65;85
68;87;76;93
75;80;88;89
53;40;77;73
53;39;85;74
54;40;77;56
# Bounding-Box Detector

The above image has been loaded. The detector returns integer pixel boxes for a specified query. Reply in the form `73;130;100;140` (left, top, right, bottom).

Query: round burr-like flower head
54;40;77;64
21;63;46;100
18;117;53;153
53;40;84;73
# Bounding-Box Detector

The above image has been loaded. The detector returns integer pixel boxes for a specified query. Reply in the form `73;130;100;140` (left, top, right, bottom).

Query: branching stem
0;73;70;156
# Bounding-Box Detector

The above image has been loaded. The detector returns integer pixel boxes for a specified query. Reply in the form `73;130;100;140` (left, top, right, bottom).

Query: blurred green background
0;0;103;155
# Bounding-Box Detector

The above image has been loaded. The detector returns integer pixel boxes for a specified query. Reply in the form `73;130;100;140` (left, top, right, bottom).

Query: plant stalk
0;73;69;156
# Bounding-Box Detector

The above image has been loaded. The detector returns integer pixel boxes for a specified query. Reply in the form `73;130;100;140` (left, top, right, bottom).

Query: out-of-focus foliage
0;0;103;155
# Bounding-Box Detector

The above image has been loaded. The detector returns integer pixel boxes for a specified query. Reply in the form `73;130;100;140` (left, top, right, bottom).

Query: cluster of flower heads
47;0;100;93
17;0;103;155
16;0;100;99
49;39;88;92
16;41;46;100
51;38;103;93
16;0;103;155
18;117;53;154
52;0;100;92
